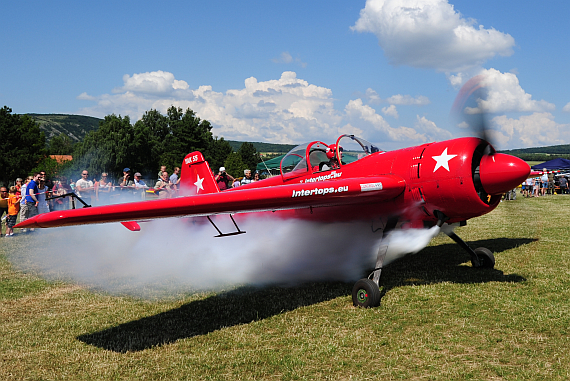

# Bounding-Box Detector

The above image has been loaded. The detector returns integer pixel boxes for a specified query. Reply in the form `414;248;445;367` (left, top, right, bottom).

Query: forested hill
25;113;570;158
227;140;296;154
499;144;570;161
27;114;101;142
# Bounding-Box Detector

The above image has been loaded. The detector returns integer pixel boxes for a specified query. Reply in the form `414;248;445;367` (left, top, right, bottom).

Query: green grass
2;195;570;380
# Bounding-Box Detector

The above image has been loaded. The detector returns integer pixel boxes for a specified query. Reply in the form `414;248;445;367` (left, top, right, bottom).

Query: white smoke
383;225;442;265
7;215;447;298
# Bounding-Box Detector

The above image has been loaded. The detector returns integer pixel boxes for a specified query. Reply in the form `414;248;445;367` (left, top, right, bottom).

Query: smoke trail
7;215;448;298
7;216;383;298
382;225;443;265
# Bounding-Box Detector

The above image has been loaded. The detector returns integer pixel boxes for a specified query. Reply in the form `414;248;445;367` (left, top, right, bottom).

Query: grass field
2;194;570;380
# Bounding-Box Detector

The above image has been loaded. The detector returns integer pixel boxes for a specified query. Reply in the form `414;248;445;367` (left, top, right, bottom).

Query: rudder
179;151;219;195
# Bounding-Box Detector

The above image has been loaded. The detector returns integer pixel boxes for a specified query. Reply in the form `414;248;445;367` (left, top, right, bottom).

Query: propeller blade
451;75;493;145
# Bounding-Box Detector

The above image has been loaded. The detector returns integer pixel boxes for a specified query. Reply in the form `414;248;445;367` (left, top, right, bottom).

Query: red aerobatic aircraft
16;78;531;307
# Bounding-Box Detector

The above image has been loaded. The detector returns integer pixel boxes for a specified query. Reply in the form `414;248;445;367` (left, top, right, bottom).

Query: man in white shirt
75;170;94;206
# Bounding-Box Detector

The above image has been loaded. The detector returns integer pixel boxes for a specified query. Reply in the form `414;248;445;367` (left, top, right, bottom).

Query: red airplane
16;131;530;307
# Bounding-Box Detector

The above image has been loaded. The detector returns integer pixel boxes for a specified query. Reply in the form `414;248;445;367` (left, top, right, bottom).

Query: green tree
72;114;134;179
224;152;247;178
0;106;46;185
209;137;233;171
161;106;215;171
48;133;74;155
238;142;261;172
132;109;169;177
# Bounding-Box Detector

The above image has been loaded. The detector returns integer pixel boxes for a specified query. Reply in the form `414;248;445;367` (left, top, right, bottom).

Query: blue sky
2;0;569;150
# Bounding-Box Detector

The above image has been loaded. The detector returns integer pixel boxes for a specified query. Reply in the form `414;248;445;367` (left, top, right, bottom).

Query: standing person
75;170;94;206
23;173;41;232
560;175;568;194
15;178;23;196
97;173;112;205
548;170;555;195
0;187;8;237
232;177;241;188
154;171;173;198
524;177;532;197
541;170;548;196
120;168;134;187
158;165;167;180
37;178;50;214
133;172;147;189
5;186;20;237
215;167;234;191
169;167;180;188
18;176;32;230
533;177;540;197
241;169;253;186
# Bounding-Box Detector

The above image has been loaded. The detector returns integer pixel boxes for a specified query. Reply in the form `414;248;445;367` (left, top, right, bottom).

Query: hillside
499;144;570;161
22;114;570;158
27;114;101;142
226;140;297;154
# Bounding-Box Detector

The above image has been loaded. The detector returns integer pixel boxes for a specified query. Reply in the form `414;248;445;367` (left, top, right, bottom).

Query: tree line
0;105;261;185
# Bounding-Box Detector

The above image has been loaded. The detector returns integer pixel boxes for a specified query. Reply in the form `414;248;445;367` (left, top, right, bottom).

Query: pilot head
326;144;342;160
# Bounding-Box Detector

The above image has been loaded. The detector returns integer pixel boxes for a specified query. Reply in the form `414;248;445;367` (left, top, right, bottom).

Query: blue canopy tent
530;158;570;171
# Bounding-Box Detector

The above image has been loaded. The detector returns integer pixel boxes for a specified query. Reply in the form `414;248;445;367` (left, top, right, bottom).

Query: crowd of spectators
504;170;570;201
1;164;263;237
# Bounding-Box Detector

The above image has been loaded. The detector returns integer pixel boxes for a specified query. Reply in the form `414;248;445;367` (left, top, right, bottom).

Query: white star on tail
432;148;457;172
194;175;204;192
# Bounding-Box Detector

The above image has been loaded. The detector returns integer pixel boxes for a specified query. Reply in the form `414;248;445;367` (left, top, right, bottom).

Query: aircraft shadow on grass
77;237;534;353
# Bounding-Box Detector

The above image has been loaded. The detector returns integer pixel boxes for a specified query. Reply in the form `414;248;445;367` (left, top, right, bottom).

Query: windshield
280;142;310;178
335;135;382;165
280;135;382;179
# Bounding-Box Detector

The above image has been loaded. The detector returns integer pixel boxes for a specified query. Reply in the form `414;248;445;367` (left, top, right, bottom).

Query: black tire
352;278;381;308
472;247;495;269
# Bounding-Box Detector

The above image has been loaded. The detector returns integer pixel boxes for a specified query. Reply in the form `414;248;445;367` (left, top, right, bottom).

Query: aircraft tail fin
179;151;219;195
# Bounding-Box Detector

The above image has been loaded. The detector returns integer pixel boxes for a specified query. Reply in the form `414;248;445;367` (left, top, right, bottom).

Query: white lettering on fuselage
291;185;349;198
304;171;342;183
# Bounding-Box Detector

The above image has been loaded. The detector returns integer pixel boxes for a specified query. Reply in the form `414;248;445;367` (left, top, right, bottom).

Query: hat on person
219;167;226;172
123;167;130;172
134;172;142;177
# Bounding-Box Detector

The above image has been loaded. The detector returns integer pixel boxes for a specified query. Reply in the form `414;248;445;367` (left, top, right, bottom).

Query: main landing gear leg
352;218;397;308
435;211;495;269
351;245;386;308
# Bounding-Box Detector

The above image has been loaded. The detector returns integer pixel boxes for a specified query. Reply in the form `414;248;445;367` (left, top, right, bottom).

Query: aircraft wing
15;175;405;229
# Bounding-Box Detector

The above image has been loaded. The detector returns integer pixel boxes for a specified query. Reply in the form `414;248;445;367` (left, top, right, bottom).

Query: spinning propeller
452;75;529;197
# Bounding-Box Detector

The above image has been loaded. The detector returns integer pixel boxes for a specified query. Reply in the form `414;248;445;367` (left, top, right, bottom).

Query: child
6;186;21;237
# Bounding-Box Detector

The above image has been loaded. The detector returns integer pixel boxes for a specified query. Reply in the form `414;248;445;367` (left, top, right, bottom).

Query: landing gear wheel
472;247;495;269
352;278;381;308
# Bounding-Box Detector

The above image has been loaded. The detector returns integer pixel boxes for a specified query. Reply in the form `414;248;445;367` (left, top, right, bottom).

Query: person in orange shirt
6;186;21;237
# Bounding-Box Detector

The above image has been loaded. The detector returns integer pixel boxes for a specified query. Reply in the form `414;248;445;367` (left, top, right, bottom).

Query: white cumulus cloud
113;70;190;94
272;51;307;68
382;104;399;118
352;0;515;72
462;69;555;114
563;102;570;112
77;70;459;147
492;112;570;149
386;94;430;106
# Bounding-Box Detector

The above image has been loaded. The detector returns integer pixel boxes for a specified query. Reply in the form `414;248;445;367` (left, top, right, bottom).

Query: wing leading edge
15;175;406;229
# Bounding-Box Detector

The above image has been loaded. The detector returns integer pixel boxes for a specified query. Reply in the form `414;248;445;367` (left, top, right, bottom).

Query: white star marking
432;148;457;172
194;175;204;192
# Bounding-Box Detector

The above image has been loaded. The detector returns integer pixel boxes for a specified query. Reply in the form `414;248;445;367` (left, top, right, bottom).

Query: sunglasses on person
82;173;88;176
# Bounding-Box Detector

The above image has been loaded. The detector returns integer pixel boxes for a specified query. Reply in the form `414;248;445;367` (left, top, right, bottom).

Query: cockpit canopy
280;134;382;179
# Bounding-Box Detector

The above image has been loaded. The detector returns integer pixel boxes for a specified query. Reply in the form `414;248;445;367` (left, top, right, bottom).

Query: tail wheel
352;279;381;308
472;247;495;269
